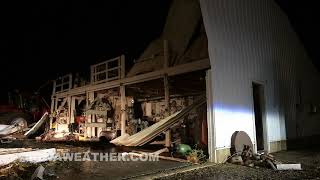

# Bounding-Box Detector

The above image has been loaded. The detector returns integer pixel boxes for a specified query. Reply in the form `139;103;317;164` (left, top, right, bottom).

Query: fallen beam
111;97;206;146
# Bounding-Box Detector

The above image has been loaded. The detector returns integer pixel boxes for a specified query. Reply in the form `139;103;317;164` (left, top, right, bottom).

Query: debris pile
227;131;302;171
0;118;28;141
111;97;206;146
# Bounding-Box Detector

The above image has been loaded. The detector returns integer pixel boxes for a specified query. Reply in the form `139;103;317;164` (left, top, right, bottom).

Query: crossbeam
54;58;210;98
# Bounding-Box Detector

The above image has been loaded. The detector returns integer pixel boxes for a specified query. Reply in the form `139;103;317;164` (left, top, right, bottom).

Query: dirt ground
2;140;320;179
156;149;320;180
0;140;189;180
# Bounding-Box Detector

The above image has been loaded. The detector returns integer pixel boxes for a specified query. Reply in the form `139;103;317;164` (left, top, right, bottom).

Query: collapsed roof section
127;0;208;77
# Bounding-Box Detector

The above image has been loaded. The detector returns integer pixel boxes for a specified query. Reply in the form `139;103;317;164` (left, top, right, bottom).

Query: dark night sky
0;0;319;103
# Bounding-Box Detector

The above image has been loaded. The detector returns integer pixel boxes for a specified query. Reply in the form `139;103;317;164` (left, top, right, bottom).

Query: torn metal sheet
24;112;49;137
0;118;27;137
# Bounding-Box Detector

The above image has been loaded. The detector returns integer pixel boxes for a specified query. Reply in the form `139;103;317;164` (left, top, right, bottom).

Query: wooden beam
85;122;107;128
87;92;95;138
50;98;54;129
70;97;76;123
120;86;126;136
163;40;171;147
164;74;171;147
57;98;67;112
54;98;59;111
121;55;126;79
54;58;210;98
67;96;71;125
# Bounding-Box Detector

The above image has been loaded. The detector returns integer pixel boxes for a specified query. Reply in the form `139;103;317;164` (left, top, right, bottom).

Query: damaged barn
45;0;210;160
48;49;210;150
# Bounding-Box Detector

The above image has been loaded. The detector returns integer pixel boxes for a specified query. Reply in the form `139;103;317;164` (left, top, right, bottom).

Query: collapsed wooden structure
49;0;210;147
50;48;210;146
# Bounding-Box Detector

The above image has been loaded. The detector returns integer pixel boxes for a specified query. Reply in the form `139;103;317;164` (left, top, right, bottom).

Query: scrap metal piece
0;118;28;137
24;112;49;137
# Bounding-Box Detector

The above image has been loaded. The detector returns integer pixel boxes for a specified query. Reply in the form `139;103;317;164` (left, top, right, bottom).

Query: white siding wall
200;0;306;151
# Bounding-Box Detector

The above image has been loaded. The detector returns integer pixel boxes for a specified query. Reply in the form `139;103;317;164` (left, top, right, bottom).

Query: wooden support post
120;85;126;136
70;97;76;123
121;55;126;79
163;40;171;147
67;96;71;125
50;97;55;129
164;74;171;147
87;92;95;138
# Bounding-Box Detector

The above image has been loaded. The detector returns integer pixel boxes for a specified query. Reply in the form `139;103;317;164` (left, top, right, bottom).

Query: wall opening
252;82;266;151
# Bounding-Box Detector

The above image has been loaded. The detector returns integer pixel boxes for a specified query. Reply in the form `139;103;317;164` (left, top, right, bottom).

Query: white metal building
200;0;320;162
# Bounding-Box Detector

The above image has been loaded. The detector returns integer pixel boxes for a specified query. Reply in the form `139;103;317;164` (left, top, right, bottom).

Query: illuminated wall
200;0;307;153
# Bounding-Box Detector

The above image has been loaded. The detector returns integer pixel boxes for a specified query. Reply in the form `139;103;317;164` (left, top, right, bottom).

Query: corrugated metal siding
200;0;303;149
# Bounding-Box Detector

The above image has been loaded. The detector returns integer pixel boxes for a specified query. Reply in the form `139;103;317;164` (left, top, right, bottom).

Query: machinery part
231;131;253;154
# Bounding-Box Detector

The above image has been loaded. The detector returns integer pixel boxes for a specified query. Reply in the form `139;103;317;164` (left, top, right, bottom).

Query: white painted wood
120;86;126;136
276;164;302;170
0;148;56;166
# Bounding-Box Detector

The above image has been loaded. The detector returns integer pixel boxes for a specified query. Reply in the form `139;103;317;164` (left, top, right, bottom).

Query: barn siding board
199;0;317;157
